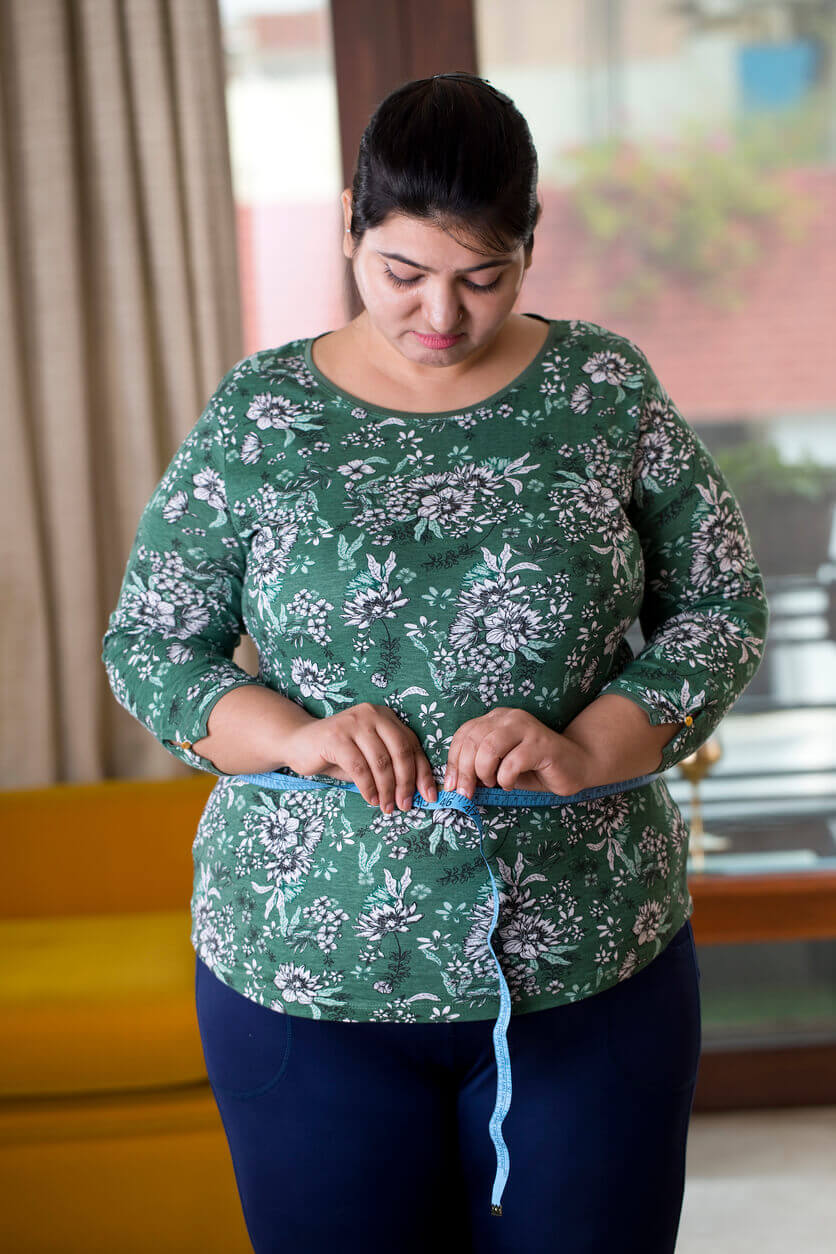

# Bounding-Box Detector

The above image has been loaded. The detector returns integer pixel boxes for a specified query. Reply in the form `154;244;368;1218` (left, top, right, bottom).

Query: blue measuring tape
232;767;662;1216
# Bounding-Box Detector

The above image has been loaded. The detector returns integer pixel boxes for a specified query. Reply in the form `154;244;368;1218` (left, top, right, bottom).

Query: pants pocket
195;956;294;1099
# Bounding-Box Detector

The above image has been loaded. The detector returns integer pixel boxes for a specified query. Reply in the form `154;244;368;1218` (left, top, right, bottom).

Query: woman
102;72;769;1254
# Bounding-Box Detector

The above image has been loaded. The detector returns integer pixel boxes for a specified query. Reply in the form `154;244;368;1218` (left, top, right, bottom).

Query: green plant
714;439;836;503
734;79;835;173
558;124;816;316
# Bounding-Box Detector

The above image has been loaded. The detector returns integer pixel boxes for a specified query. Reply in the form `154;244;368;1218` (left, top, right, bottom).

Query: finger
444;718;479;793
330;730;381;807
495;748;523;790
443;737;460;793
414;749;438;803
421;757;438;803
353;727;397;812
473;733;509;789
375;723;419;812
454;730;481;800
468;727;517;795
485;733;527;790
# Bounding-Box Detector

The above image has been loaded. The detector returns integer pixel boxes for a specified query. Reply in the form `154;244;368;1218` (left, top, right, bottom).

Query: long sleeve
597;346;770;774
101;362;264;775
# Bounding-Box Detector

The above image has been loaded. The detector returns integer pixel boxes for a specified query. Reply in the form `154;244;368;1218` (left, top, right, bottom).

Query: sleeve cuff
160;669;265;776
596;673;706;773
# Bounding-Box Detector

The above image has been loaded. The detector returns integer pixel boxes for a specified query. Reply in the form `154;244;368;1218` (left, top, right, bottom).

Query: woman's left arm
563;347;770;785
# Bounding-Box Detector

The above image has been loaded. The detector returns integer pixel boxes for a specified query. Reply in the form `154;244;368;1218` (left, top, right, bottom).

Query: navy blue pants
195;918;701;1254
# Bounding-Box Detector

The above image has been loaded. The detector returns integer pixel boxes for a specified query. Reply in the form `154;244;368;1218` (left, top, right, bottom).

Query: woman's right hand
283;704;438;812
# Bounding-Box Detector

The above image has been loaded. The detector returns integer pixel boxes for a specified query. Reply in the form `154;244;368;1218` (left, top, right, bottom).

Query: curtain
0;0;255;786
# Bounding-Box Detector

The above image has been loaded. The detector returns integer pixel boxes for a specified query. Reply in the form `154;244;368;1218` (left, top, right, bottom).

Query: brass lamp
679;736;730;872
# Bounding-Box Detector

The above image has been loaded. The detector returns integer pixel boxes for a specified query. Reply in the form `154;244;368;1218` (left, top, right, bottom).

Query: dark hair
346;71;542;260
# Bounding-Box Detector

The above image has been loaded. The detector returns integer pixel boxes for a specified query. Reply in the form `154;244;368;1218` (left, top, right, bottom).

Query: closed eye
383;263;502;293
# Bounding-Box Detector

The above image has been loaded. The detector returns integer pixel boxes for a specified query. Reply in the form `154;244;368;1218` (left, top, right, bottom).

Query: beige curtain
0;0;258;787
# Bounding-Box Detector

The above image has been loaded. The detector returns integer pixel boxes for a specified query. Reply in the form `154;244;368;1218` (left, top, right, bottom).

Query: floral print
102;316;769;1022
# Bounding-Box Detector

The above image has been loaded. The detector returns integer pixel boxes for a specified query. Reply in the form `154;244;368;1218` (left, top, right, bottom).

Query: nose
422;288;464;334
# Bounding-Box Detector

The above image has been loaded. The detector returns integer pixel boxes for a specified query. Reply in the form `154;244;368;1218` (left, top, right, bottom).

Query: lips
413;332;464;349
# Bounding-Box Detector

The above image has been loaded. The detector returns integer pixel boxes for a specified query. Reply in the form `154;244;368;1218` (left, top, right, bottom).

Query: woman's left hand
443;707;591;799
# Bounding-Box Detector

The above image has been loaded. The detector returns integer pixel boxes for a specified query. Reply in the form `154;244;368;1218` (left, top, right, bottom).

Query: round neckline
303;315;558;421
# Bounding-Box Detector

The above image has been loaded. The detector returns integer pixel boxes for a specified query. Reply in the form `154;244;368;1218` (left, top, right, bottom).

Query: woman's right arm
101;357;437;804
190;683;315;775
101;360;268;777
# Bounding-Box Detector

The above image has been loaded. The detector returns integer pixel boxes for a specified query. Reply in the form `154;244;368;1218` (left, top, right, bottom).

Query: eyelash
382;263;502;293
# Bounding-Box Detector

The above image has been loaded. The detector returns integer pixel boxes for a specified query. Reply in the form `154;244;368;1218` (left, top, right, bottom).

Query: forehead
366;213;512;262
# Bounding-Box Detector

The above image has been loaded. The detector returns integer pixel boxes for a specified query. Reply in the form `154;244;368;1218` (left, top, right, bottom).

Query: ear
341;190;354;257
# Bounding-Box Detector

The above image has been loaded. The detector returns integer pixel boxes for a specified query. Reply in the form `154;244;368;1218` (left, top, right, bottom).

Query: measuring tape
232;767;662;1216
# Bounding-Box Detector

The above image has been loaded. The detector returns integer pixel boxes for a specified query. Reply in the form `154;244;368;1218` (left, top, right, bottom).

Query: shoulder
203;338;320;437
213;337;312;398
555;321;649;426
565;319;650;374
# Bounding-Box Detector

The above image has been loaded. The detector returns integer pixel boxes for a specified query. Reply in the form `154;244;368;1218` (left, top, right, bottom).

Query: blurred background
1;1;834;1250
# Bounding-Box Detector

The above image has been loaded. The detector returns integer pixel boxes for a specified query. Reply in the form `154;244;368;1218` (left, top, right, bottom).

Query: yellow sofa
0;776;253;1253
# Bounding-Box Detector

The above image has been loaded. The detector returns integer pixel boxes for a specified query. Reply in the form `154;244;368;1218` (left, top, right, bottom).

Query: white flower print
582;349;636;387
100;321;768;1023
162;489;189;524
247;392;306;431
240;430;265;464
193;466;226;512
272;963;323;1004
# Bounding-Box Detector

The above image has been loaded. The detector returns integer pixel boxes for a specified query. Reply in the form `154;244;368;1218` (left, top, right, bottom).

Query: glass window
474;0;836;877
219;0;344;353
697;936;836;1051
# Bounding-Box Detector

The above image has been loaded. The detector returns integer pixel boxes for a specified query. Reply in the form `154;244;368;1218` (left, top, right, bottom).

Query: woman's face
341;193;532;371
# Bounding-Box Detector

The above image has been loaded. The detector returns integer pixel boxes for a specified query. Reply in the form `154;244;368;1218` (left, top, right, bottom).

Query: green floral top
101;315;769;1022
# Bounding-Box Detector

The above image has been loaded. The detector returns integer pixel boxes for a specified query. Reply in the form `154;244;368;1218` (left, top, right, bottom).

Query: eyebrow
376;250;513;273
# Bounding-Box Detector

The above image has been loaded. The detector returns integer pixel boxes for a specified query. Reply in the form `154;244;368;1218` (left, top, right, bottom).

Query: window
219;0;344;352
